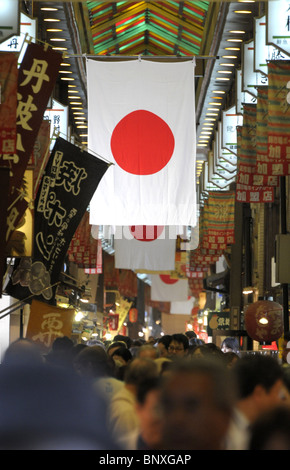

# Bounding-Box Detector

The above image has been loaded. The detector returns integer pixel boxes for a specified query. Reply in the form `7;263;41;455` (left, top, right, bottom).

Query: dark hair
221;337;239;352
171;334;189;350
113;335;133;349
185;331;197;339
157;335;172;350
232;354;283;399
249;406;290;450
111;347;132;363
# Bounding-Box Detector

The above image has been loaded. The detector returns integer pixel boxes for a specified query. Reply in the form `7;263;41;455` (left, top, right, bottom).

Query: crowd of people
0;330;290;450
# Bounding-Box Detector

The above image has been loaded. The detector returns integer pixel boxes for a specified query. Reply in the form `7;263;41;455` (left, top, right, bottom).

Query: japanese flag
151;274;189;302
87;59;196;226
114;225;176;271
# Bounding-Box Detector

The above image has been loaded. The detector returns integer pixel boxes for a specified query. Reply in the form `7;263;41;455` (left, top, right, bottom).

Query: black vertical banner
5;137;109;304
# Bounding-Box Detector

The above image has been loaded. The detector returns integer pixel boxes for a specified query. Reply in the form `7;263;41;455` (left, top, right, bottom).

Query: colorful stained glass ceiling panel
87;1;209;56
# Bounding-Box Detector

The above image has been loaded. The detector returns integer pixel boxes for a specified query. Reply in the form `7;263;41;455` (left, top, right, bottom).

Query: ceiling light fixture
229;30;246;34
47;28;63;32
222;55;238;59
234;10;252;14
44;18;61;22
225;47;240;51
216;77;231;81
212;90;226;94
226;38;243;42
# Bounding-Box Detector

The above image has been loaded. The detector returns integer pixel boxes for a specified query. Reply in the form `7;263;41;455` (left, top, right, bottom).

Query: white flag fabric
87;59;196;226
170;296;195;314
151;274;188;302
114;225;176;271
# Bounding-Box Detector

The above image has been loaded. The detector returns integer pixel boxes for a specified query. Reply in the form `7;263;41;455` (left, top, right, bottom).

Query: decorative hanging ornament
129;307;138;323
244;300;284;343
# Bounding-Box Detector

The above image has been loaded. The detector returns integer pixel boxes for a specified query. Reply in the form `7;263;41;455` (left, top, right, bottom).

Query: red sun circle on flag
110;110;175;175
159;274;179;285
129;225;164;242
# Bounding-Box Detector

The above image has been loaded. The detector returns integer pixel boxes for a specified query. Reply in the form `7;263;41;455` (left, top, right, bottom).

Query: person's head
232;354;285;419
0;362;117;449
156;335;172;358
73;345;112;379
137;345;159;360
223;352;239;369
185;330;197;340
168;334;189;358
113;335;132;349
3;339;44;367
281;331;290;364
221;337;239;353
249;406;290;450
124;357;159;388
135;377;163;449
111;347;132;366
160;357;236;450
107;341;127;357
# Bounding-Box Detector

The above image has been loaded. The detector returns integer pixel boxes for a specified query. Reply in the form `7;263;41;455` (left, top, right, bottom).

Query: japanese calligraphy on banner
5;137;109;304
0;168;10;297
5;42;62;199
0;52;18;154
203;191;235;246
236;103;274;203
266;61;290;176
5;170;34;257
26;299;75;352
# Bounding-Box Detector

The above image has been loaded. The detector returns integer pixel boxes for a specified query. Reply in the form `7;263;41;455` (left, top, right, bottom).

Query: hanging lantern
244;300;284;343
129;307;138;323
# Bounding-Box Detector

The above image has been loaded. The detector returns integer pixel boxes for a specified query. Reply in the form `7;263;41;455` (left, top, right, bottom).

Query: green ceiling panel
87;1;209;56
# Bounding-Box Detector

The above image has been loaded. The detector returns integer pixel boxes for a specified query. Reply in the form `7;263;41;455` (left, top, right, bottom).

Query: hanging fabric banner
87;59;196;226
255;86;279;187
266;60;290;176
5;137;109;304
27;119;51;197
0;167;10;296
4;42;62;199
26;299;75;352
151;274;188;302
0;52;18;154
114;225;176;271
236;103;274;203
203;191;236;246
68;210;100;269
